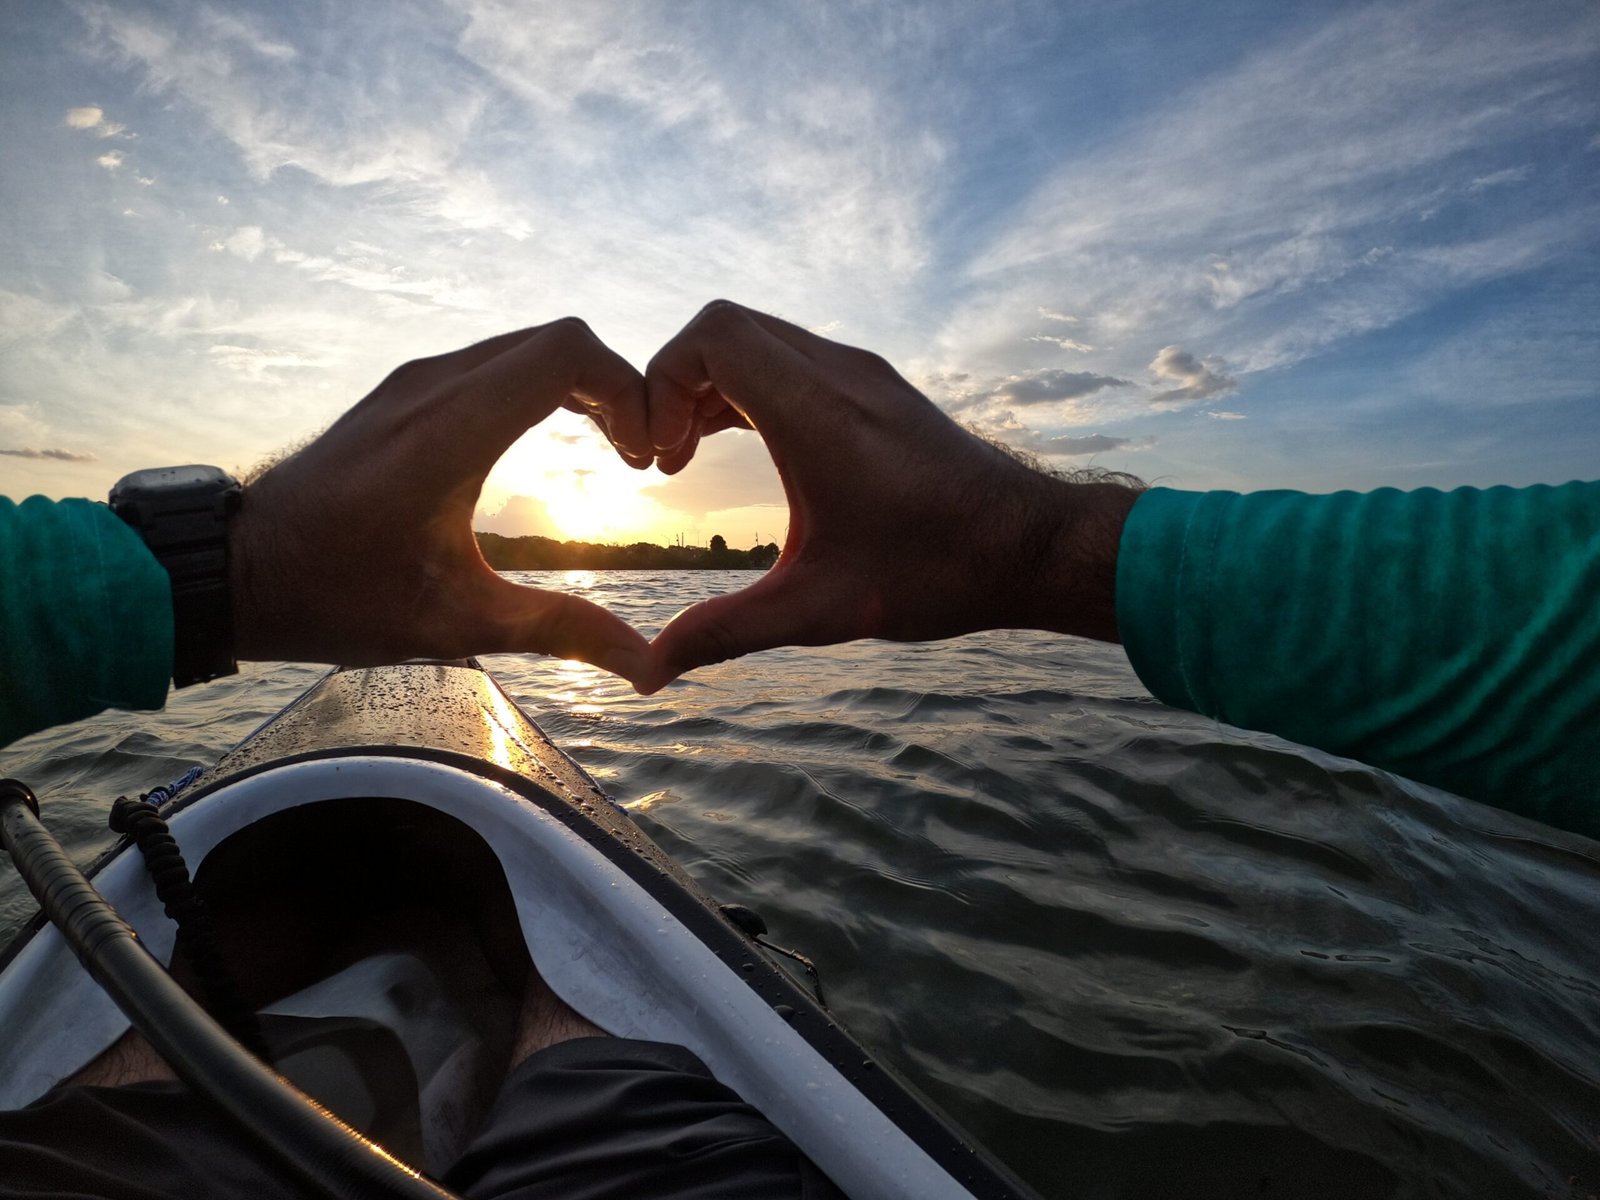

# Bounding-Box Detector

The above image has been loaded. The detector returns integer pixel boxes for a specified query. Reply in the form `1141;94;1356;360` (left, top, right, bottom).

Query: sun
481;417;674;544
538;466;656;542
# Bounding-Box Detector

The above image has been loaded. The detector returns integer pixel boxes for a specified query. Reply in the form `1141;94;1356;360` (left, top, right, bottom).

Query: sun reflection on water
548;657;607;713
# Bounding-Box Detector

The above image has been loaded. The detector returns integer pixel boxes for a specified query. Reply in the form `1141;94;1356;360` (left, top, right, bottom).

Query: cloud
1149;346;1236;406
931;365;1132;417
1206;410;1248;420
75;3;492;198
945;0;1599;384
979;4;1595;279
87;271;132;303
0;291;76;342
1039;434;1149;456
207;343;317;381
476;494;560;538
31;0;1592;514
974;411;1154;458
65;105;126;137
197;7;297;62
64;0;977;379
212;226;266;261
446;0;947;291
1467;165;1533;193
1027;334;1093;353
0;447;98;462
994;368;1131;405
96;150;125;170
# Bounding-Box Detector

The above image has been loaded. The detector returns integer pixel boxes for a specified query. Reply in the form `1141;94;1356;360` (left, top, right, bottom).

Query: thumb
481;577;653;684
641;566;875;692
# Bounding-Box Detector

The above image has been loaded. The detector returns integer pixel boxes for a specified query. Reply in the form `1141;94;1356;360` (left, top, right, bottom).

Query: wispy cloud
442;0;952;329
75;2;496;204
0;292;76;343
941;0;1599;389
973;411;1154;458
68;0;955;378
211;226;266;261
0;447;98;462
1028;334;1093;353
207;343;318;381
1467;165;1534;194
1037;433;1152;457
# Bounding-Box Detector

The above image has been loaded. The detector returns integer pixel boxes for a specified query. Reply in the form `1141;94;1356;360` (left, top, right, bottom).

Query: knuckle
848;345;896;377
544;315;596;351
692;613;744;668
693;298;744;329
380;355;438;390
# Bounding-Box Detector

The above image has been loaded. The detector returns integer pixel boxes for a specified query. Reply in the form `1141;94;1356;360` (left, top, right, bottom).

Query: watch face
111;465;234;497
111;464;232;492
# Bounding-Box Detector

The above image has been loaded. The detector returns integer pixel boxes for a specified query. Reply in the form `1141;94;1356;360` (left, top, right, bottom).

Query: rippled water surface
3;571;1598;1198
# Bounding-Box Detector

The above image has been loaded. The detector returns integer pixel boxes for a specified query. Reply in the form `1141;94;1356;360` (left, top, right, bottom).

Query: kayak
0;661;1038;1200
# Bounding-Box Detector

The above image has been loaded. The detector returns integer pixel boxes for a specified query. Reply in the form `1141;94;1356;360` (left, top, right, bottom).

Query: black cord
109;795;270;1060
1;778;462;1200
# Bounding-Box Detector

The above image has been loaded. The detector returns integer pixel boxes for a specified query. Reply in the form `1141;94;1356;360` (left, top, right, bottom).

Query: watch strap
110;469;242;687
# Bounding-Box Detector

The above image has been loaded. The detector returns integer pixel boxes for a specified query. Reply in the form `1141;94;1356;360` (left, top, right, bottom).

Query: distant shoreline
476;531;780;571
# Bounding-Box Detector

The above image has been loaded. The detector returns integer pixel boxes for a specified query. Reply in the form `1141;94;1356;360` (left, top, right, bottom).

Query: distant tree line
477;531;781;571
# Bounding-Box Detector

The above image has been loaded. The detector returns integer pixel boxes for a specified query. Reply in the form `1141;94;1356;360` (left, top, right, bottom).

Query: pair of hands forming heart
231;301;1137;693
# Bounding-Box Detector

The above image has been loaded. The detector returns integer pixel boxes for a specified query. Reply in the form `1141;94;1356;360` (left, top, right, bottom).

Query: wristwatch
109;465;243;687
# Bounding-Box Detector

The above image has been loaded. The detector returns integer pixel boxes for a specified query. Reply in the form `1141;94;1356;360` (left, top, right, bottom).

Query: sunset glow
476;416;788;547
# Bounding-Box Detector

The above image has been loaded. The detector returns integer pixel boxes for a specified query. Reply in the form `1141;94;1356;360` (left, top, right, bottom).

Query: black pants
0;1038;844;1199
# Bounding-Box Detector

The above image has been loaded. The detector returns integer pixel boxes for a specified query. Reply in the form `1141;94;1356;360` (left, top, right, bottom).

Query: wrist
1020;478;1138;643
228;477;288;663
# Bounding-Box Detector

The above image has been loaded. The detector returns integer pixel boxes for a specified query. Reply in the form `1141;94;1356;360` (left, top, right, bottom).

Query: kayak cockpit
193;797;529;1172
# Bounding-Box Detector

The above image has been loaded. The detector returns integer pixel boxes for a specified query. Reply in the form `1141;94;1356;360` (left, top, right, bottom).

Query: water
3;570;1597;1198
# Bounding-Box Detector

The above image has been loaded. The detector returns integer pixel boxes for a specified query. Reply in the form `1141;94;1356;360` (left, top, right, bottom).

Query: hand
230;318;653;682
639;301;1138;692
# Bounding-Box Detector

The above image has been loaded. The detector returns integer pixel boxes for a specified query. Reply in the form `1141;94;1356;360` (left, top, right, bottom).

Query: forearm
0;497;172;748
1114;482;1600;838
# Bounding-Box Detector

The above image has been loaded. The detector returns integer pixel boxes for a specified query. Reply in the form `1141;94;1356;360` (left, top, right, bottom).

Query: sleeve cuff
1115;487;1216;713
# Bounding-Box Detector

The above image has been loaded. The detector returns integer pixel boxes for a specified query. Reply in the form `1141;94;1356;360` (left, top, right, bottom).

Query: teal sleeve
1;497;173;748
1115;482;1600;839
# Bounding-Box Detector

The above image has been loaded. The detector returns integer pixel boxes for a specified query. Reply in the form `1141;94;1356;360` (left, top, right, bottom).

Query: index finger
644;301;838;454
451;318;648;479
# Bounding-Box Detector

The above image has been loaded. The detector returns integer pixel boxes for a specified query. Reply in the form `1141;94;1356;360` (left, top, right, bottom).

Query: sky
1;0;1596;547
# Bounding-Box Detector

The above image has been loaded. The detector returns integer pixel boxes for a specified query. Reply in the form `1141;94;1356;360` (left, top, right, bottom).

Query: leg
444;1037;845;1200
